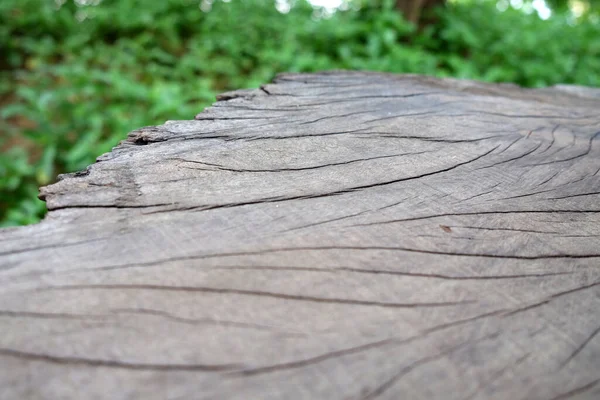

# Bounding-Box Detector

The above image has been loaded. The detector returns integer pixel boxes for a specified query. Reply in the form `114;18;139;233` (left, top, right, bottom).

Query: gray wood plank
1;71;599;400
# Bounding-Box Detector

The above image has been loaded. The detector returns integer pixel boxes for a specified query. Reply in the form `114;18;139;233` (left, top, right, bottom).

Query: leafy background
1;0;599;226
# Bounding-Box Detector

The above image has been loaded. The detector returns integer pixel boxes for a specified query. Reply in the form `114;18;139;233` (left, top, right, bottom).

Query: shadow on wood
1;72;599;399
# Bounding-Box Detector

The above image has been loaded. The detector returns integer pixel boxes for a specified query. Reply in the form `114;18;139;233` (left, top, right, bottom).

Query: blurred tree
1;0;599;226
390;0;600;25
545;0;599;12
395;0;444;24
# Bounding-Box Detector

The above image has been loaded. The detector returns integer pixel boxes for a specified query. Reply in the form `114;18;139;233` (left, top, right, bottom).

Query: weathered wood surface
1;72;600;400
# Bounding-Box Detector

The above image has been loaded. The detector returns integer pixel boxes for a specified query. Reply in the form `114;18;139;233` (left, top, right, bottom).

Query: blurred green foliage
1;0;599;226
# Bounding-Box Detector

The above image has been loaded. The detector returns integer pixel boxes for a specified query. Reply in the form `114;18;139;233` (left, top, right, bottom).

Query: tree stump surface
1;71;599;400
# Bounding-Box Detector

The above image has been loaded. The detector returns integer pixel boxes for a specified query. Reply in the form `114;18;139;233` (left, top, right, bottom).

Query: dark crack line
37;284;473;309
71;244;600;278
561;234;600;238
195;116;270;121
0;310;106;320
298;109;376;125
172;151;429;174
496;135;524;155
476;141;543;170
461;352;531;400
360;332;501;400
0;308;303;336
352;210;600;227
360;349;459;399
0;237;110;257
230;337;397;377
228;310;506;377
526;126;543;139
541;128;577;158
559;324;600;369
48;203;174;212
0;260;19;271
216;105;306;112
144;146;500;216
359;133;504;144
549;191;600;200
561;174;592;187
537;170;562;187
110;308;302;335
548;379;600;400
533;130;600;166
361;111;440;123
446;111;597;120
489;187;557;201
375;195;421;211
420;309;509;334
244;127;370;141
540;124;559;154
142;191;356;216
452;225;561;234
298;145;500;198
280;209;376;233
459;189;496;202
256;91;447;105
209;265;572;280
210;245;600;261
281;195;418;232
0;348;243;371
503;280;600;316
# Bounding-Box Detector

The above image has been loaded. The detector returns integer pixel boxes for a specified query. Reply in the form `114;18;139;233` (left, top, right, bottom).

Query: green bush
1;0;598;226
432;2;600;86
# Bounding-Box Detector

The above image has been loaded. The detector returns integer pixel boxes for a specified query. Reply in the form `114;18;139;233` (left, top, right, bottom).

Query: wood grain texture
1;71;599;400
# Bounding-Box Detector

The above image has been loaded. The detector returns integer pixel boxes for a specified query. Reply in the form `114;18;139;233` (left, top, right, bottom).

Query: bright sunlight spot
570;0;590;17
532;0;552;19
308;0;344;11
497;0;553;20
